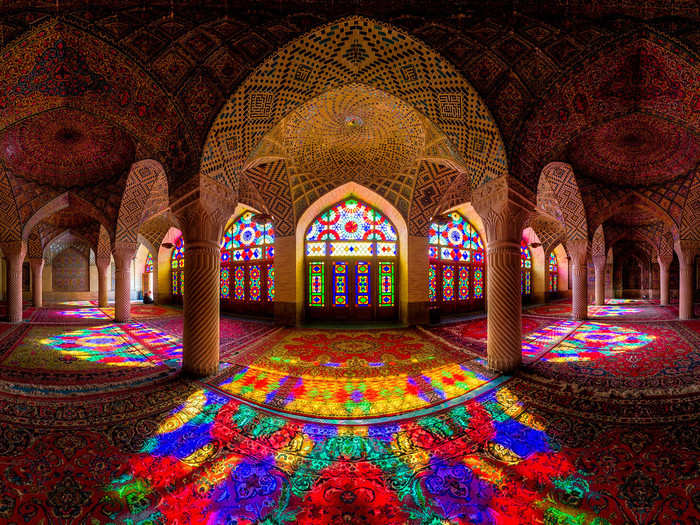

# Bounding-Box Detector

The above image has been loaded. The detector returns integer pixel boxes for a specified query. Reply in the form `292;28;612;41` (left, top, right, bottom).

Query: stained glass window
378;262;395;307
521;241;532;296
356;261;371;307
144;254;153;273
428;264;437;303
170;237;184;296
220;210;274;309
305;197;398;320
428;212;485;312
309;262;325;307
220;268;230;299
306;198;397;257
267;266;275;301
548;252;559;292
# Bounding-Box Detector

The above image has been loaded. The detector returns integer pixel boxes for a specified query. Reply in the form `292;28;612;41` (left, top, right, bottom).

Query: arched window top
171;237;184;269
305;198;397;257
145;254;153;273
548;252;558;271
221;211;274;263
428;212;484;263
521;241;532;269
306;198;397;242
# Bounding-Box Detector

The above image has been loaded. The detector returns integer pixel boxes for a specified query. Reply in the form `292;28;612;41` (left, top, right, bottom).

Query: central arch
296;182;408;324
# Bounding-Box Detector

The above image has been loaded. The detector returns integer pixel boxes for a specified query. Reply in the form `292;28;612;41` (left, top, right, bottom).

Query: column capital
592;254;606;270
567;239;589;266
675;240;700;265
29;257;45;267
472;177;532;244
95;255;112;270
657;253;673;268
112;242;137;266
0;240;27;262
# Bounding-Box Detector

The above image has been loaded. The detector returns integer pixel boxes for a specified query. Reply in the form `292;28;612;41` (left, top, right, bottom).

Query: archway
303;196;399;322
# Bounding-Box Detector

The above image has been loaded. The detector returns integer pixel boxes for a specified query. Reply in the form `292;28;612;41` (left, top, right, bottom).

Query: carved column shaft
592;255;606;306
676;242;697;320
657;257;672;306
113;246;136;322
29;258;44;308
96;256;111;308
176;194;231;378
1;241;26;323
568;240;589;320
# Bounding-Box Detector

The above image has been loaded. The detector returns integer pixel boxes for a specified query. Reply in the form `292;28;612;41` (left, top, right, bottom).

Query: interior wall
52;247;89;291
522;227;545;304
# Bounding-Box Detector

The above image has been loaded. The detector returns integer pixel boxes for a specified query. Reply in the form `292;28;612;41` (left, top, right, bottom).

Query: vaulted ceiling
0;0;697;256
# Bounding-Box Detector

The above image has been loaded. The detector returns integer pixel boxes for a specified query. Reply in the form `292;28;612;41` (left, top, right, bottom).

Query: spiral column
29;258;44;308
1;241;26;323
568;240;589;320
182;239;221;376
592;255;606;306
658;255;672;306
485;239;523;372
96;256;111;307
113;245;136;322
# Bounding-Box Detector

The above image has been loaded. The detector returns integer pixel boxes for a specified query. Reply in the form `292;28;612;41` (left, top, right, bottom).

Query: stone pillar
29;258;44;308
0;241;26;323
473;180;529;373
273;235;298;326
676;242;697;320
96;255;111;307
177;197;230;378
568;240;589;320
657;255;672;306
112;245;136;322
592;255;606;306
406;235;430;325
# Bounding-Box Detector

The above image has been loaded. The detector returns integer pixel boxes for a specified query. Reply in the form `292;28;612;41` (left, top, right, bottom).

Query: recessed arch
23;192;112;242
201;15;508;198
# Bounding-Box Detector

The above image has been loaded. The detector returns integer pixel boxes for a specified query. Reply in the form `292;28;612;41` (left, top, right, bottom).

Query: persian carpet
522;321;700;394
100;304;182;320
0;378;697;524
31;307;112;324
430;315;549;344
209;328;499;418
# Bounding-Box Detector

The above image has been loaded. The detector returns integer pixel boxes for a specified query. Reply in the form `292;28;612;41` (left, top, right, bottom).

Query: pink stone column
29;258;44;308
474;182;528;373
568;240;589;320
1;241;26;323
96;255;111;308
676;242;697;320
177;200;229;377
657;255;672;306
592;255;606;306
112;245;136;322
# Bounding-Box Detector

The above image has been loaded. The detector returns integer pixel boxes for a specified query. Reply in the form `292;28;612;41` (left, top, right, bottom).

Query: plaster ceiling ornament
282;84;425;187
0;108;135;188
566;114;699;186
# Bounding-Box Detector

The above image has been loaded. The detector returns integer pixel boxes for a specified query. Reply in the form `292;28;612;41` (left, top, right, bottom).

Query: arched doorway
220;210;275;316
547;252;559;294
143;253;154;298
428;212;485;315
171;236;184;304
521;241;533;301
305;197;398;322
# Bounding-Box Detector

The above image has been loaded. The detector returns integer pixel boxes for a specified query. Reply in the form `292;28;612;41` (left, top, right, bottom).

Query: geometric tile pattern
538;162;587;242
201;16;508;194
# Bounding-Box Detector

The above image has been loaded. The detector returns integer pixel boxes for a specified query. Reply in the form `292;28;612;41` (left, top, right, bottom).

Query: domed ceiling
0;108;136;188
282;85;426;185
565;115;699;187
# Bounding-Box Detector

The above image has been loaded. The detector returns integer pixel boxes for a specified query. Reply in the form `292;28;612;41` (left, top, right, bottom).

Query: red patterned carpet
433;315;548;343
0;304;698;523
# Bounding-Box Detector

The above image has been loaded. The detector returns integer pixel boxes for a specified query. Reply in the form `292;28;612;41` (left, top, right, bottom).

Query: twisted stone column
96;256;111;307
592;255;606;306
1;241;26;323
473;179;529;373
29;258;44;308
568;240;589;320
176;196;230;378
676;242;697;320
658;255;672;306
113;245;136;322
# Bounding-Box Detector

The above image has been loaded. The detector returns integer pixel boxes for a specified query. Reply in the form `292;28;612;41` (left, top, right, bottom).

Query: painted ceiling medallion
0;108;135;188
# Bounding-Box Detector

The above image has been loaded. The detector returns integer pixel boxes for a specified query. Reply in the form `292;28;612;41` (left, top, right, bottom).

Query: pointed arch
201;16;508;196
680;167;700;242
116;159;170;245
23;192;112;241
538;162;588;242
0;163;22;242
